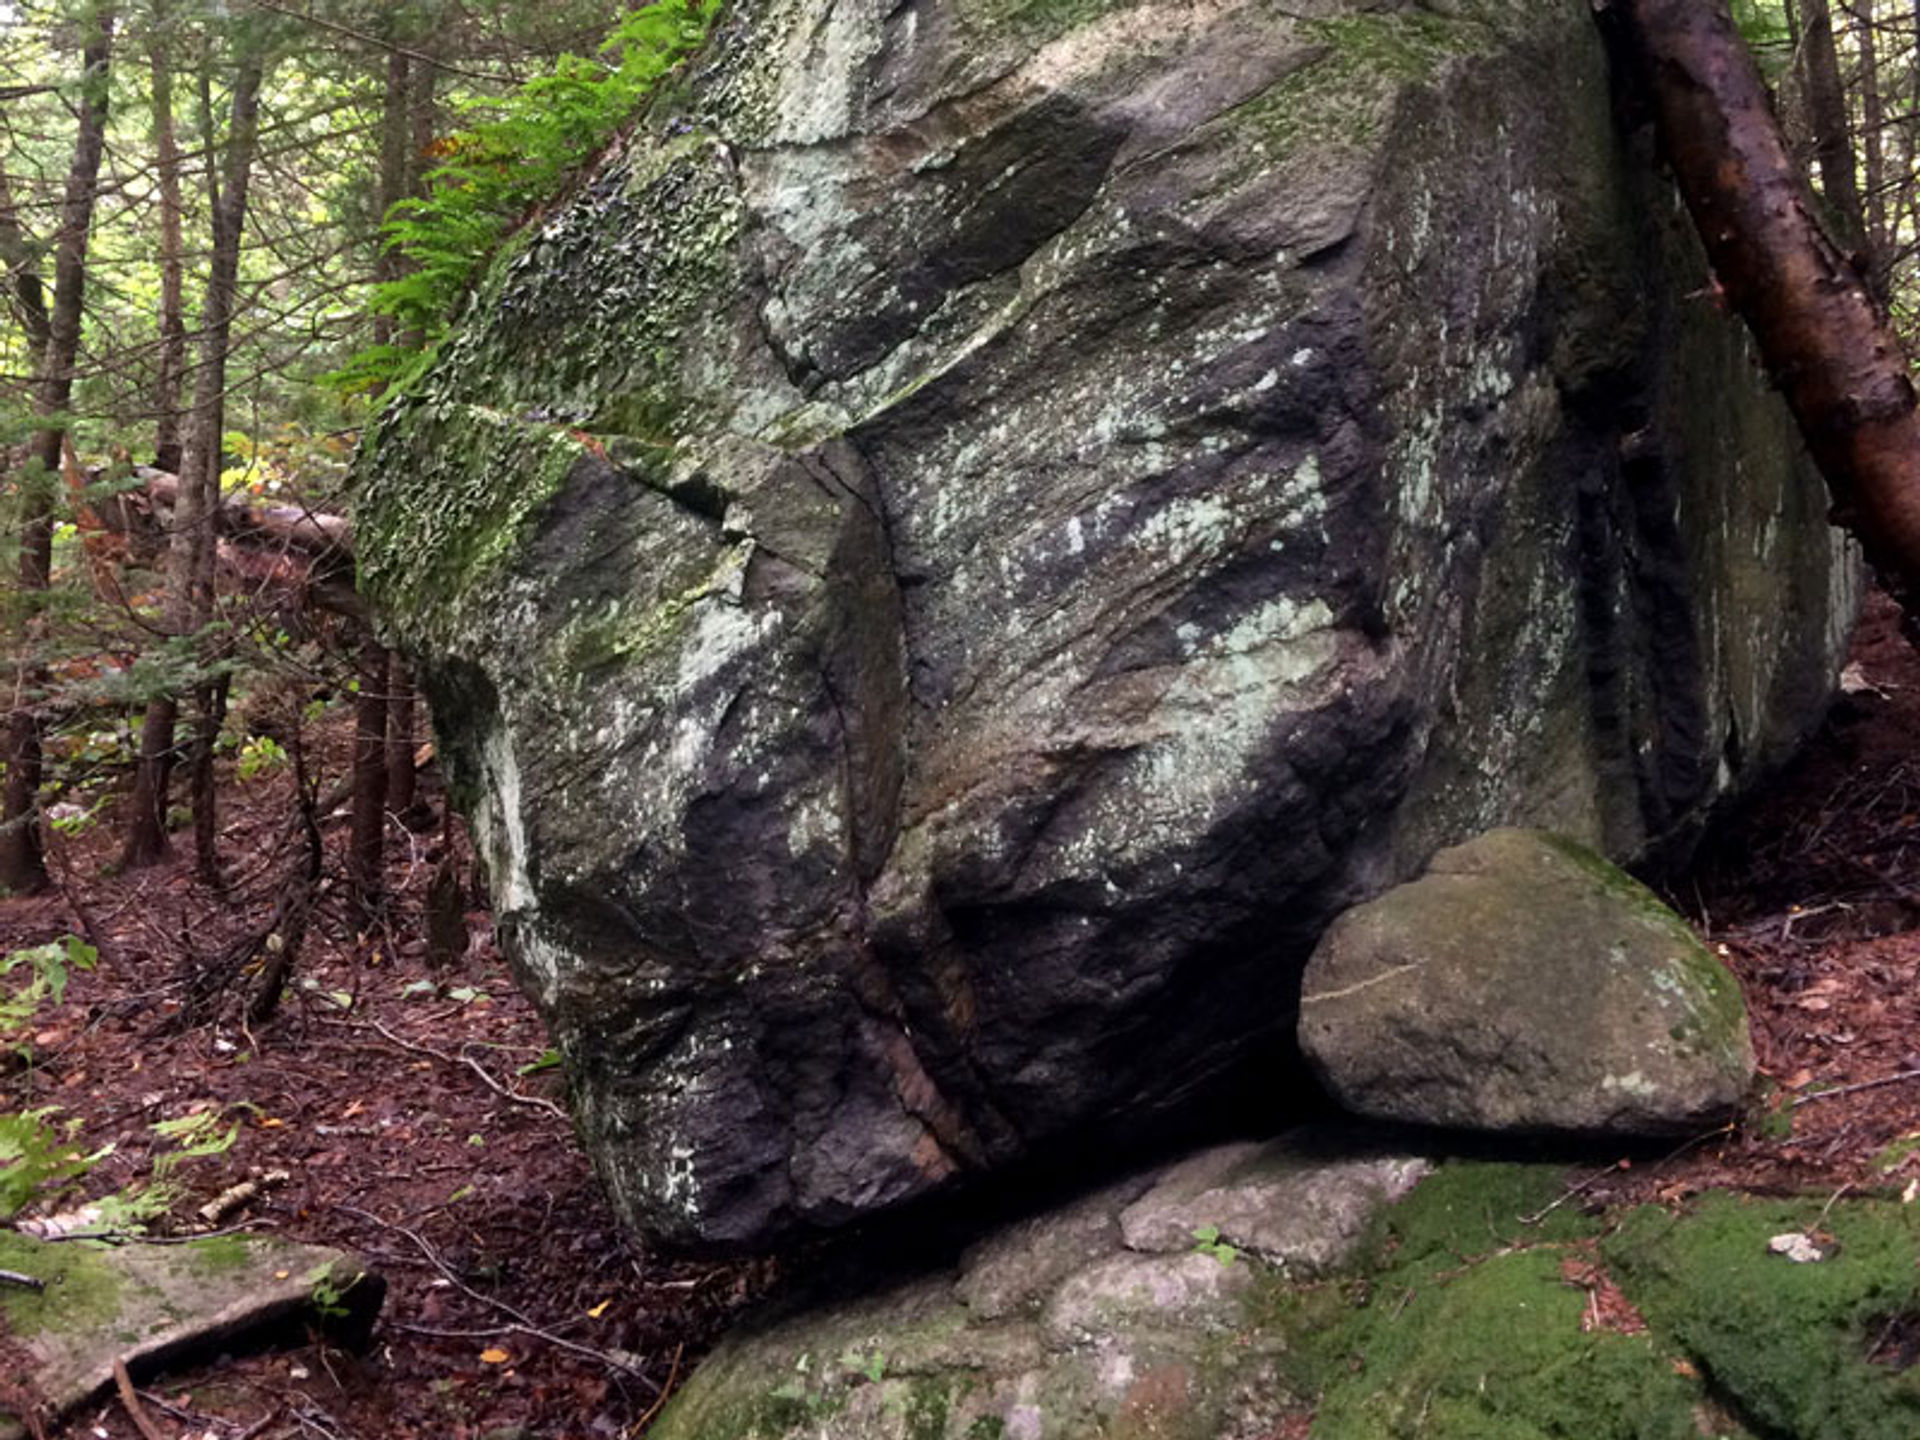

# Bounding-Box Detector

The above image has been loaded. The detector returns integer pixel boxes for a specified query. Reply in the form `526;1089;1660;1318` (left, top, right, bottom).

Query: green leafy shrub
338;0;722;393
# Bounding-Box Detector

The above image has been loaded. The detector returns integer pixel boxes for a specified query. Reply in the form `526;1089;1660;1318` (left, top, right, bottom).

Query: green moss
1537;832;1748;1050
1312;1247;1703;1440
1605;1193;1920;1439
1239;1165;1727;1440
185;1233;253;1273
1224;6;1508;162
1369;1161;1598;1268
356;401;589;628
903;1378;951;1440
355;132;744;637
0;1232;122;1339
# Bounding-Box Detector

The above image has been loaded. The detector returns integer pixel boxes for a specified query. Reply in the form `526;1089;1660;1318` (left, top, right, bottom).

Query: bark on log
1616;0;1920;610
137;468;351;559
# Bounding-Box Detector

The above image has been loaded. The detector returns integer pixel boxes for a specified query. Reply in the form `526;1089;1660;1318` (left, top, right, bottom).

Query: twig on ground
0;1268;46;1291
1791;1067;1920;1107
1519;1159;1629;1226
351;1016;567;1119
114;1359;168;1440
32;1221;266;1245
630;1342;684;1434
334;1203;658;1388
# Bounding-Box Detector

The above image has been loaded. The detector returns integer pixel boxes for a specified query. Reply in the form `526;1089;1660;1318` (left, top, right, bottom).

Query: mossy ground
1604;1193;1920;1440
0;1231;121;1340
1242;1164;1920;1439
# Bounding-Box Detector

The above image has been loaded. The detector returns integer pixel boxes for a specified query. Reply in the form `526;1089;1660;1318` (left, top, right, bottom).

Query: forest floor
9;594;1920;1439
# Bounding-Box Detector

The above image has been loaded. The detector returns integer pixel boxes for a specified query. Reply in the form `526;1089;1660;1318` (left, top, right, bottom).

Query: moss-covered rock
661;1150;1920;1439
355;0;1855;1251
1299;829;1754;1135
0;1234;380;1440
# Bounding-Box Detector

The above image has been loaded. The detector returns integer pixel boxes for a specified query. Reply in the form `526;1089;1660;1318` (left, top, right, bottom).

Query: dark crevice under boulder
356;0;1856;1252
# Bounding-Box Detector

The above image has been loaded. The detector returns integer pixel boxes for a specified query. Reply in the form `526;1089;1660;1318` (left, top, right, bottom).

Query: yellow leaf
479;1348;511;1365
587;1300;611;1319
258;1117;285;1128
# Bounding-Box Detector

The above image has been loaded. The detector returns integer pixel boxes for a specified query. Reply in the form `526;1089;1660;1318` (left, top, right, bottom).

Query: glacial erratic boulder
1299;828;1756;1135
356;0;1855;1249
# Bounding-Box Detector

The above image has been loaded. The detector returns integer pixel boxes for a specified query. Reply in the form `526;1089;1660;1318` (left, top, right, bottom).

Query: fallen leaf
1671;1358;1698;1378
587;1299;611;1319
480;1348;511;1365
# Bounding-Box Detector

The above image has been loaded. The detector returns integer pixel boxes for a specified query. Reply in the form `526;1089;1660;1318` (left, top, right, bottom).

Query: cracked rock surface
357;0;1853;1250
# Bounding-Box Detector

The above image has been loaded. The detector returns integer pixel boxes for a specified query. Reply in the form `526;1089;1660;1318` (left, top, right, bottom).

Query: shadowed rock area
356;0;1857;1251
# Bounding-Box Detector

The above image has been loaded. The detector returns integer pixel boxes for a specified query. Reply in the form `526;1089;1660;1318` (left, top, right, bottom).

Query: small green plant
306;1258;361;1322
150;1109;242;1176
837;1347;887;1384
1;936;97;1049
1193;1224;1238;1267
0;1107;106;1220
236;733;289;781
516;1048;562;1076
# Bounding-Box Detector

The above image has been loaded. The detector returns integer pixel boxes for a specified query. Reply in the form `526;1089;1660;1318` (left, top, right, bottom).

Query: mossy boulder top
1299;828;1755;1135
356;0;1854;1250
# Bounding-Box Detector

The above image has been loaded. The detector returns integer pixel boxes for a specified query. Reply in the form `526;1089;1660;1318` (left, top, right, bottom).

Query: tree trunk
149;6;187;475
122;13;190;870
379;43;434;829
386;667;420;823
2;3;115;896
0;168;51;362
128;43;270;883
349;640;389;923
1799;0;1869;246
185;46;268;884
1617;0;1920;614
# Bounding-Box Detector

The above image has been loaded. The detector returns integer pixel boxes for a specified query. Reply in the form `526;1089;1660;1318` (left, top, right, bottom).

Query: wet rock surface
1298;828;1756;1135
357;0;1856;1249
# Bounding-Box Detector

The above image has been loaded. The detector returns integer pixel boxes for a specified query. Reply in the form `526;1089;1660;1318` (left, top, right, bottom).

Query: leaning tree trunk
1617;0;1920;619
1;3;114;896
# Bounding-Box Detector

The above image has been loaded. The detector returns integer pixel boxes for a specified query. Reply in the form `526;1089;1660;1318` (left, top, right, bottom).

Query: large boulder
356;0;1857;1249
1298;828;1756;1135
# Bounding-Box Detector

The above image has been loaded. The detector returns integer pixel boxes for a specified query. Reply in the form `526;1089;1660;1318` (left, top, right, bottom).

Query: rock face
356;0;1856;1248
1298;828;1755;1135
650;1134;1428;1440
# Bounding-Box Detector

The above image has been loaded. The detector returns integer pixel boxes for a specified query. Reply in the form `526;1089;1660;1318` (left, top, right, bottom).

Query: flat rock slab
0;1231;381;1439
1298;828;1755;1136
651;1131;1427;1440
1116;1138;1430;1273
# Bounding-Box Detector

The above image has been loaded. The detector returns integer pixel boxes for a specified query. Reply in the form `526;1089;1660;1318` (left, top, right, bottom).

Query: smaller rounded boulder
1298;829;1754;1135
